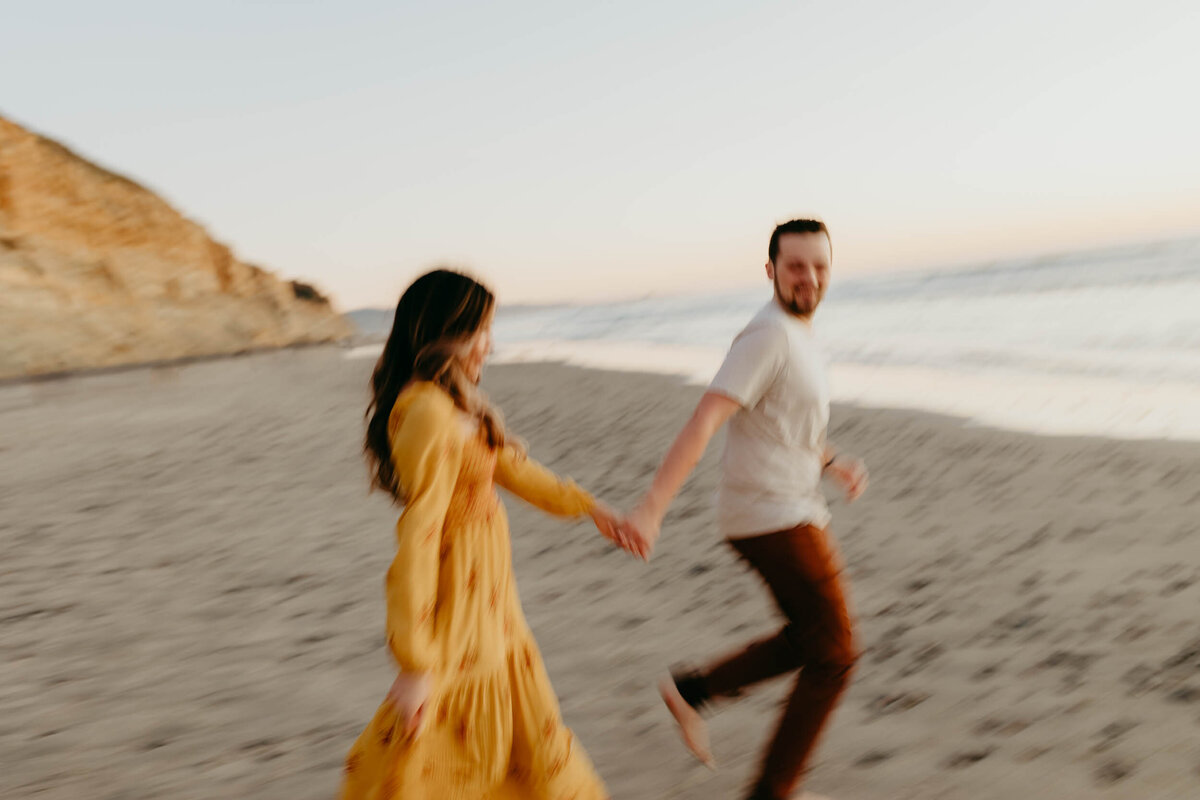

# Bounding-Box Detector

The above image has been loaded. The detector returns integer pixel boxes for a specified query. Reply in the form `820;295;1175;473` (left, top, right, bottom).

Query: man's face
766;232;831;319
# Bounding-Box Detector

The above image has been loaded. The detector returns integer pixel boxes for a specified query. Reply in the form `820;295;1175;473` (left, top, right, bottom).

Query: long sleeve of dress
494;445;596;518
384;392;462;674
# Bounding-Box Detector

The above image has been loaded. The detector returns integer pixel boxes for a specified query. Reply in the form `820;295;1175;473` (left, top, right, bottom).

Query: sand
2;345;1198;799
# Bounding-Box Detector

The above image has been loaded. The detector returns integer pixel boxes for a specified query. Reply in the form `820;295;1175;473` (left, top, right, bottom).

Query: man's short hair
769;219;831;265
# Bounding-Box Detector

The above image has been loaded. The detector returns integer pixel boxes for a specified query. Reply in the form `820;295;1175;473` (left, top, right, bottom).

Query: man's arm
624;391;741;556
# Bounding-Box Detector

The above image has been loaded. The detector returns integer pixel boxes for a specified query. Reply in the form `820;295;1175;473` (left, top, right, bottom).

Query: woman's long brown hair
365;269;511;503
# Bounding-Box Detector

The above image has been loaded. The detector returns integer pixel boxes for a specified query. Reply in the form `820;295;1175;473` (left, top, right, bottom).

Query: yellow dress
340;382;609;800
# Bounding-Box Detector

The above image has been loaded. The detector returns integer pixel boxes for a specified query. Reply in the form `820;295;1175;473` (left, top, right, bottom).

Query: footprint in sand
853;749;894;768
972;716;1030;737
1091;720;1138;753
1161;576;1195;597
1013;745;1053;763
897;642;943;678
1168;685;1200;704
1029;649;1099;692
1094;758;1135;785
943;747;995;768
864;691;929;718
971;662;1003;682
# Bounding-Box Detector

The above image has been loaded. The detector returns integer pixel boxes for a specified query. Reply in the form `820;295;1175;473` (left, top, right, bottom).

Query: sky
3;0;1199;309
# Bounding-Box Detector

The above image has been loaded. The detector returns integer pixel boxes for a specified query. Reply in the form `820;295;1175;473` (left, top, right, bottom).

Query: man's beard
775;277;819;317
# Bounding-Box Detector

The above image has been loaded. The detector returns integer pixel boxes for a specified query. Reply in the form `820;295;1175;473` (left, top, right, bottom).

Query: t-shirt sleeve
709;322;786;408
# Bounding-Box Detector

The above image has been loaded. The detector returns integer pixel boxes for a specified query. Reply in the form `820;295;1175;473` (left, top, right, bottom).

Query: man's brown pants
673;523;859;800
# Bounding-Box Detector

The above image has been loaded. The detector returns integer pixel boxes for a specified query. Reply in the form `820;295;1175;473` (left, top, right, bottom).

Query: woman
340;269;625;800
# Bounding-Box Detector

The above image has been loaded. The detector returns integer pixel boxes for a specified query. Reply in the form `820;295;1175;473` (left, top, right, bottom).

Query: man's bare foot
659;675;715;769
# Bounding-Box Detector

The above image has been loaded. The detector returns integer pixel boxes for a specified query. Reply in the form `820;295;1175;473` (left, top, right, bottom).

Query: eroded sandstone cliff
0;116;351;379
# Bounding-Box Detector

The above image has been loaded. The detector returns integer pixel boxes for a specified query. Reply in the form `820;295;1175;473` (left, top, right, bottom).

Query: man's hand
621;504;662;561
826;456;868;502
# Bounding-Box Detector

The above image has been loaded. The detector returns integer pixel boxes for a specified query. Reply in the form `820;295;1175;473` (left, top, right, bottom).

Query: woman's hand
385;671;433;738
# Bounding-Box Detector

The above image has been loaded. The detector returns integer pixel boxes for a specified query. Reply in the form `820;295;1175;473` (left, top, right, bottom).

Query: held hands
621;502;660;560
590;503;627;550
825;455;868;502
590;502;656;561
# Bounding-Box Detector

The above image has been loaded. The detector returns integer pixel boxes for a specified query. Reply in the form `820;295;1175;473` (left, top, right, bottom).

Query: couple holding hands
340;219;868;800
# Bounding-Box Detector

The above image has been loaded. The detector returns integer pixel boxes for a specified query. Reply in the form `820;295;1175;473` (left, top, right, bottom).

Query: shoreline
5;341;1199;450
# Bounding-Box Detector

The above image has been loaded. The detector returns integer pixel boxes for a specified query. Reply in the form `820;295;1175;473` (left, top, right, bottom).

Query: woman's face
461;311;494;384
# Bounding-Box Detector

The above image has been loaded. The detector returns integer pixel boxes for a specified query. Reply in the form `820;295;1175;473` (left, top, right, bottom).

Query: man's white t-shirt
708;299;831;538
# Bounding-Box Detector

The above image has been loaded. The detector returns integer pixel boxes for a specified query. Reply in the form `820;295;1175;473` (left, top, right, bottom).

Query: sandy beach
2;345;1198;800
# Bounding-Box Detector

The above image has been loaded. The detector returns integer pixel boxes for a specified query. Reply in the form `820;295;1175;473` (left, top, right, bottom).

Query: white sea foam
346;237;1200;440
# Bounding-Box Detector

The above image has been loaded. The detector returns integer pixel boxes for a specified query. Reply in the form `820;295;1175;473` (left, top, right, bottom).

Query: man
625;219;868;800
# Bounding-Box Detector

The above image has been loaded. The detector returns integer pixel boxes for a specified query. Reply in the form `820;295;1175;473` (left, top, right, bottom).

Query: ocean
348;237;1200;441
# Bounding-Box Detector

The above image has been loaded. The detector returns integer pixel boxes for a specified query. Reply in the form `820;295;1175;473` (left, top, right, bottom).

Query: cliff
0;115;352;379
